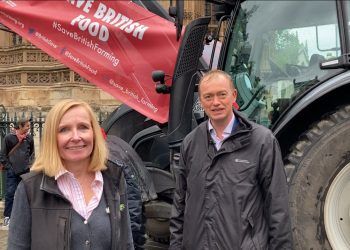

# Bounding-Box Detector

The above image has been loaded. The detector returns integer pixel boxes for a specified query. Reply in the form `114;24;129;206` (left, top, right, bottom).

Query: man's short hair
15;117;31;129
198;70;234;94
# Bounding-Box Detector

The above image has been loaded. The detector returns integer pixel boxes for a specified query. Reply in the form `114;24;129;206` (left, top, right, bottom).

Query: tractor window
224;1;340;128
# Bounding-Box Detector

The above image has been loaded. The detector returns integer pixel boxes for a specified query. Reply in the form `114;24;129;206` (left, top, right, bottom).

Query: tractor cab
221;1;344;128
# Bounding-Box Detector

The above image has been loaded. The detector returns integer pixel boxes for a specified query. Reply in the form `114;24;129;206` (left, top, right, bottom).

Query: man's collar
208;112;235;135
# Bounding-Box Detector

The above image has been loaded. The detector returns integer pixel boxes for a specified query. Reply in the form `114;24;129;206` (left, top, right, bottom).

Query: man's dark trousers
4;168;22;217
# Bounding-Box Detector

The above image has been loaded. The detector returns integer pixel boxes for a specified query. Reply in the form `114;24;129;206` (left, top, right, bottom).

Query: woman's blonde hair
31;99;108;177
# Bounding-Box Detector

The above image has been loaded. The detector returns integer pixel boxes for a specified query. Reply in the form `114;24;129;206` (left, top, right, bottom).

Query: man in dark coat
0;117;34;228
169;70;292;249
106;135;157;249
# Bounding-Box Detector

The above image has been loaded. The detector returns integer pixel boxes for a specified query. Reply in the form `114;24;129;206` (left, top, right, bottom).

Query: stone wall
0;84;121;114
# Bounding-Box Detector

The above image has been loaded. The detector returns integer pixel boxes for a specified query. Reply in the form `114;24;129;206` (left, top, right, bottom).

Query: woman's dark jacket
169;111;293;250
8;162;133;250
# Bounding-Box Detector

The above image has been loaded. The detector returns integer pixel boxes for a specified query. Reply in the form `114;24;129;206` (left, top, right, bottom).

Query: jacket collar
202;110;253;158
39;166;120;195
40;174;62;196
38;173;73;205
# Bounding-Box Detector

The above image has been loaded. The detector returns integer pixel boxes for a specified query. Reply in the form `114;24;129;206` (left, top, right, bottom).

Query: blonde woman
8;99;133;250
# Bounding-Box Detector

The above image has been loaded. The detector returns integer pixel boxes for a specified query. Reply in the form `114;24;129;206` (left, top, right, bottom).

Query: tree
270;30;306;66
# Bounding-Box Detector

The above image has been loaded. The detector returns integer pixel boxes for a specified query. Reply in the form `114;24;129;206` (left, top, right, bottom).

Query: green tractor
103;1;350;248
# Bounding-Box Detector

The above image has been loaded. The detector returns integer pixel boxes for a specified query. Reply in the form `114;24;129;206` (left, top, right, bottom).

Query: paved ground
0;200;7;250
0;229;7;250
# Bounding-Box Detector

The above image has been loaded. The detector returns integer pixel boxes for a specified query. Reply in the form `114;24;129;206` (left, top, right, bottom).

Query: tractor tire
144;200;171;244
285;105;350;249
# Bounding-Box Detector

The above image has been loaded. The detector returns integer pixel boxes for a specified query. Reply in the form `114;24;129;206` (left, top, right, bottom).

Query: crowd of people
0;70;292;249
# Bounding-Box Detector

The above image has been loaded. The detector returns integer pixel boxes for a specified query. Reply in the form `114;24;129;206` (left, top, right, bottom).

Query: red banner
0;1;179;123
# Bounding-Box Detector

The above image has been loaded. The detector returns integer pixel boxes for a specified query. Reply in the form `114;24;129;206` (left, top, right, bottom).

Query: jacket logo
119;203;125;212
234;159;250;164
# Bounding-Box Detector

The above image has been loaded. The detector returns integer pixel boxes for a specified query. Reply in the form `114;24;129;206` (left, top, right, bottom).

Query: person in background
105;134;147;250
8;99;133;249
0;117;34;228
169;70;292;249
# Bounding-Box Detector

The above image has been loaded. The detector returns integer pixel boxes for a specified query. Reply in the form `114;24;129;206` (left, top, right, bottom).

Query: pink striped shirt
56;170;104;220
